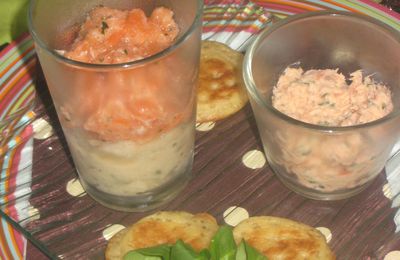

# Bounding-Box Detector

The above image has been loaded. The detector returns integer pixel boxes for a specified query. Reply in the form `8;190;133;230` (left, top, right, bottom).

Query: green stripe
0;38;33;70
337;0;400;30
7;85;35;115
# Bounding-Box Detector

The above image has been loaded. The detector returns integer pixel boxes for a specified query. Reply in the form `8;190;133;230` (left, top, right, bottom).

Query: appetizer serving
243;11;400;199
105;211;335;260
269;67;394;192
272;68;393;127
30;0;202;211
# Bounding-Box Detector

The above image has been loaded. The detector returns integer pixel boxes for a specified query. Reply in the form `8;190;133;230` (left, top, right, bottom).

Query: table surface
2;1;400;259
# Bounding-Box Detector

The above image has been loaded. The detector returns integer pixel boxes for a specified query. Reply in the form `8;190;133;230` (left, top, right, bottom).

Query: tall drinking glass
29;0;203;211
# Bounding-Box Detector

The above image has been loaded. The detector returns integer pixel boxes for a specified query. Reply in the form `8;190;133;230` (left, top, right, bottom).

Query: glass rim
28;0;204;70
243;10;400;132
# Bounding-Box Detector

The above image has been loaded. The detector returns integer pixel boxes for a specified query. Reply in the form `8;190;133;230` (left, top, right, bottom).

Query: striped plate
0;32;36;260
0;33;36;155
0;1;398;259
252;0;400;27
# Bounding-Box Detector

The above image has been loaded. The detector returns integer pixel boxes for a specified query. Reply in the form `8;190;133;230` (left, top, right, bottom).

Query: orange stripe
8;224;23;259
203;14;266;22
6;88;35;120
0;44;34;79
0;223;13;260
324;0;361;13
0;59;35;102
267;0;319;11
3;61;36;117
0;117;23;156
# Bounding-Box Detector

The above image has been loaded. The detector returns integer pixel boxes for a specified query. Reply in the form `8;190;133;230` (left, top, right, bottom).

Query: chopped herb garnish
318;101;330;106
124;49;128;55
317;121;330;126
123;226;267;260
101;21;109;34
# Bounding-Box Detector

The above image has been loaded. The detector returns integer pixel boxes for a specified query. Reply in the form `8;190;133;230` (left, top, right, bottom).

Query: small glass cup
243;11;400;200
29;0;203;211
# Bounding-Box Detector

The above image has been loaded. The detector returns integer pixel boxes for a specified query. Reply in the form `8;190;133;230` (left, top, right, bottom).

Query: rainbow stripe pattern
252;0;400;27
0;32;36;260
0;0;397;258
203;0;272;51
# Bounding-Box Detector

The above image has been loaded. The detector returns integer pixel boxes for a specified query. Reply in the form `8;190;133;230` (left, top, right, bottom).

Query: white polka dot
242;150;266;169
196;122;216;132
383;183;393;200
102;224;126;241
32;118;53;140
223;206;249;226
316;227;332;243
384;251;400;260
28;206;40;221
66;178;86;197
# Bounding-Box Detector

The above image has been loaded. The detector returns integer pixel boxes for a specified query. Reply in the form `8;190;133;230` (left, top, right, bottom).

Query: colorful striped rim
203;0;270;34
0;33;36;156
252;0;400;29
0;1;397;258
0;127;32;260
0;33;36;123
0;32;36;260
202;0;272;52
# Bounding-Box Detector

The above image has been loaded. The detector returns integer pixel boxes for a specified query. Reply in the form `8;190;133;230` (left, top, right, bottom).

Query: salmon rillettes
270;67;393;192
272;68;393;126
53;6;198;200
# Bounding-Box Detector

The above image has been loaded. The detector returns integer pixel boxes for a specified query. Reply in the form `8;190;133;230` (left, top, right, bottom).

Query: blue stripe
305;0;348;11
0;48;35;86
1;218;20;259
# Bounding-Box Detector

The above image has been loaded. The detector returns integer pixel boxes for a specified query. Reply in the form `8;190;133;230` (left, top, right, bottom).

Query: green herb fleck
209;226;237;260
318;101;330;106
124;49;128;55
122;226;267;260
101;21;109;34
318;121;330;126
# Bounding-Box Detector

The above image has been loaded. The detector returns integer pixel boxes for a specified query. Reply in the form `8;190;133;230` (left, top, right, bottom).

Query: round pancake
105;228;129;260
197;40;248;123
105;211;218;260
233;216;335;260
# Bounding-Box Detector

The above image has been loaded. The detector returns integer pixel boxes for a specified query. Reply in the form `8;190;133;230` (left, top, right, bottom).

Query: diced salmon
59;6;189;142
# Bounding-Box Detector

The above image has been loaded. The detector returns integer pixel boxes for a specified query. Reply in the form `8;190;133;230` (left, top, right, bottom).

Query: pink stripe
0;33;31;60
6;127;33;259
257;2;307;14
0;73;32;115
2;126;33;260
0;243;5;260
358;0;400;21
11;228;25;257
0;60;35;115
205;0;245;5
